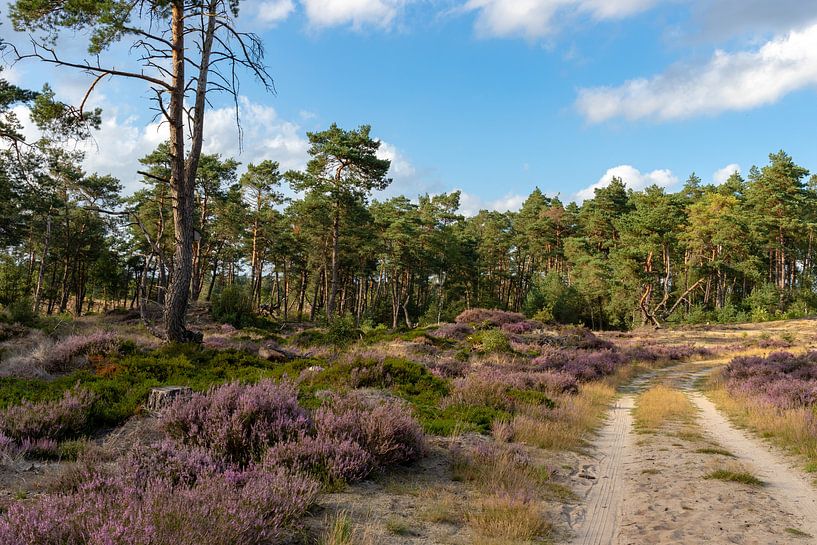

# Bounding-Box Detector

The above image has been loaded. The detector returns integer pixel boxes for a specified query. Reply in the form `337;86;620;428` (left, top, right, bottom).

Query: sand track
569;394;634;545
570;362;817;544
690;392;817;539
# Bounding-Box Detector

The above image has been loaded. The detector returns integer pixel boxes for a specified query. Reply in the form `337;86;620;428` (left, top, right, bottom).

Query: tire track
689;392;817;540
570;394;634;545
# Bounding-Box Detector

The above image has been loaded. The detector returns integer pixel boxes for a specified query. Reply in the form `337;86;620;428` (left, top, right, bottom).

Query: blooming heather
0;463;319;545
455;308;527;327
43;331;121;373
430;322;475;340
724;351;817;409
0;385;94;442
531;349;625;382
315;394;426;468
161;380;312;465
263;434;372;485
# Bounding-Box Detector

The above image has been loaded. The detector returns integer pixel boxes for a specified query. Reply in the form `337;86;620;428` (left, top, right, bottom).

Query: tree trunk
33;214;51;313
327;205;340;320
163;0;196;342
162;0;216;343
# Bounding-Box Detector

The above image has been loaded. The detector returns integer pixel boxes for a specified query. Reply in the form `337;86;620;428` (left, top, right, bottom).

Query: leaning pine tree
9;0;273;342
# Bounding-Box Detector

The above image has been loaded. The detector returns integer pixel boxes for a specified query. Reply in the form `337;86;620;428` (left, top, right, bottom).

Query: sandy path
570;362;817;544
568;394;635;545
690;392;817;539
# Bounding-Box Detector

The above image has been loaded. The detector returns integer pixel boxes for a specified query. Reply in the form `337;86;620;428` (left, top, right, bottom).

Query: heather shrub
43;331;121;373
444;370;559;413
427;356;469;378
0;385;94;442
430;322;474;340
0;331;123;378
125;441;225;487
501;320;541;335
162;380;312;465
622;344;712;362
0;465;320;545
554;326;613;350
315;394;425;467
531;349;624;382
455;308;526;327
0;433;59;460
723;351;817;409
262;434;372;486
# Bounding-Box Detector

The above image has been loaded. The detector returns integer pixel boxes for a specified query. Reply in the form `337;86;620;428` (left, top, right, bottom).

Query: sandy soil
570;361;817;545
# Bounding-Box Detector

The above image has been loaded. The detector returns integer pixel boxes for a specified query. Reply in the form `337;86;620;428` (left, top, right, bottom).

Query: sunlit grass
633;385;695;430
510;381;615;450
467;494;552;544
705;468;764;486
707;388;817;470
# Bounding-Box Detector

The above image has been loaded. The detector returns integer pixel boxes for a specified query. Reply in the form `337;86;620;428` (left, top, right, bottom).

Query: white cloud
464;0;660;39
300;0;412;28
80;118;169;192
11;94;310;194
257;0;296;25
2;65;24;85
457;190;526;216
575;164;678;201
82;99;311;194
576;22;817;123
713;163;741;185
201;98;310;173
377;141;416;181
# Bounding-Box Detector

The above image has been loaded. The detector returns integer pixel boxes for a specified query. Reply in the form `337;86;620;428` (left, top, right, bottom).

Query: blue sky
3;0;817;213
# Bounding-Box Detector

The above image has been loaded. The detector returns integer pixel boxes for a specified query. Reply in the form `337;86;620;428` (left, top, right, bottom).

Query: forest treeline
2;80;816;330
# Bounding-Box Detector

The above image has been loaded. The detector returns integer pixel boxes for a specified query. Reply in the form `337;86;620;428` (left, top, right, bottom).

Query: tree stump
146;386;192;413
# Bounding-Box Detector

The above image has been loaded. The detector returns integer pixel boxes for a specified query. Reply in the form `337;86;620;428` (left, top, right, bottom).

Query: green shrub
7;297;36;326
212;285;253;327
422;404;511;436
467;329;510;353
325;314;361;347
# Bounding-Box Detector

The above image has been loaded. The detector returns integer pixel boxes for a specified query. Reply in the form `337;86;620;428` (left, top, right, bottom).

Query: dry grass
452;444;549;496
707;388;817;469
633;385;695;430
420;492;462;524
322;511;355;545
467;494;552;543
511;381;615;450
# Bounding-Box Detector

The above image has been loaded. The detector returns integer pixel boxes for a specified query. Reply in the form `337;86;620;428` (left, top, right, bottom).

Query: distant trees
1;94;815;332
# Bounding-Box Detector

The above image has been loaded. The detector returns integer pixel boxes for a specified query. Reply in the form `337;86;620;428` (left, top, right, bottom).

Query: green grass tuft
695;447;736;457
704;469;764;486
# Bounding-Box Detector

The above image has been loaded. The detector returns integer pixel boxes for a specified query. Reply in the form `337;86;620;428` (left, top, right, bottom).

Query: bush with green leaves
212;285;253;327
6;297;36;327
325;314;361;347
467;329;510;353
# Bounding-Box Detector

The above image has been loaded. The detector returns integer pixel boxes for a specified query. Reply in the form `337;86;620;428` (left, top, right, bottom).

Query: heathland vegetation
1;1;817;543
